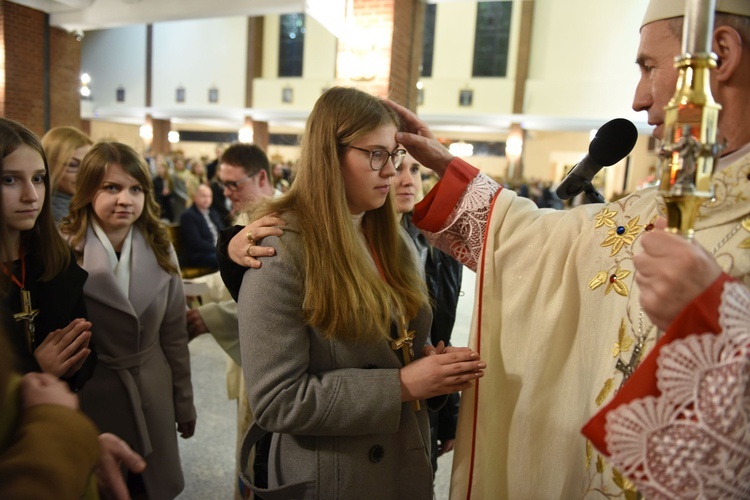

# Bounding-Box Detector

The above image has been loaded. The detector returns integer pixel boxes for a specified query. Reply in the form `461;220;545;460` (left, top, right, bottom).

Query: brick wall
334;0;422;107
1;1;46;136
390;0;423;110
49;26;82;129
0;1;81;137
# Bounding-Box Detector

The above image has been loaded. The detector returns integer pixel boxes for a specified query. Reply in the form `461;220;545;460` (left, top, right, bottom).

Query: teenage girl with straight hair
233;87;485;499
0;117;95;391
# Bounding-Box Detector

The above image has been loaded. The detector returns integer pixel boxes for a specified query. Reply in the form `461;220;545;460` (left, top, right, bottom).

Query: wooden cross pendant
13;289;39;353
616;341;643;388
392;315;420;411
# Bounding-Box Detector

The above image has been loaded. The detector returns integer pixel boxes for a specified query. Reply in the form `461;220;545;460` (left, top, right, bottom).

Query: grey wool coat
238;226;434;500
76;225;196;500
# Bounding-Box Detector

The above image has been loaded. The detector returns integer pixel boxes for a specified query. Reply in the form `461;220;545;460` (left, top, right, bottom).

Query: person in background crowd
170;157;191;222
393;150;463;481
179;184;224;270
41;126;93;223
186;142;280;499
152;159;174;222
271;162;290;193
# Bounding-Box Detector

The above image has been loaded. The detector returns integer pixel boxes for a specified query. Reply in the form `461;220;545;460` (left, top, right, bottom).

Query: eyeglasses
349;146;407;171
217;173;256;192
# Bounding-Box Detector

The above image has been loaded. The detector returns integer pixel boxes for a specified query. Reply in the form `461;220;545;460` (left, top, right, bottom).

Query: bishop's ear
711;25;743;82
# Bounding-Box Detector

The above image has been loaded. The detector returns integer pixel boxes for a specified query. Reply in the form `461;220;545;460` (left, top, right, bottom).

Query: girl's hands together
400;348;485;402
34;318;92;378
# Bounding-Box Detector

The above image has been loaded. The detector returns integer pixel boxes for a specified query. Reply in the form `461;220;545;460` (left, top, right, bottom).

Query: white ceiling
10;0;652;136
12;0;311;31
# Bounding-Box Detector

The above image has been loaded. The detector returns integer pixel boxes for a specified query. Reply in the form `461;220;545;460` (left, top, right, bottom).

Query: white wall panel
152;17;248;110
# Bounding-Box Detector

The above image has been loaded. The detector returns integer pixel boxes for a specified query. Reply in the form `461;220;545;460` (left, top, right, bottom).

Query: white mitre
642;0;750;26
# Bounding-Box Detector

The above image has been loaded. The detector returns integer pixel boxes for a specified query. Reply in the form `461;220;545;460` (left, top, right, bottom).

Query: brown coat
77;225;195;500
238;227;434;499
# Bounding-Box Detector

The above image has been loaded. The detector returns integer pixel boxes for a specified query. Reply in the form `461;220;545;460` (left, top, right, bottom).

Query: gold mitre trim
642;0;750;27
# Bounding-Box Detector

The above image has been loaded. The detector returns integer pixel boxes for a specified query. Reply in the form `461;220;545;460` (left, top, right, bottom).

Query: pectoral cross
392;315;420;411
14;289;39;353
616;341;643;389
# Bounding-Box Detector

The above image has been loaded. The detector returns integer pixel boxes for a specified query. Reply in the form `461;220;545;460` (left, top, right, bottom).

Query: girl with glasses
232;87;484;499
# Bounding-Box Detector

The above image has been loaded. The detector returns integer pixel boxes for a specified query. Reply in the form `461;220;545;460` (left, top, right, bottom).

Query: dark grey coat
238;227;434;499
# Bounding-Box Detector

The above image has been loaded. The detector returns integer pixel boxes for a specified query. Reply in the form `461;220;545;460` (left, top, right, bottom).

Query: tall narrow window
472;1;512;77
421;4;437;77
279;13;305;77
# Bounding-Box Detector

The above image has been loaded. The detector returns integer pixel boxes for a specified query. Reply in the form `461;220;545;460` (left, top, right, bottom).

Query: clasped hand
34;318;92;378
399;342;485;402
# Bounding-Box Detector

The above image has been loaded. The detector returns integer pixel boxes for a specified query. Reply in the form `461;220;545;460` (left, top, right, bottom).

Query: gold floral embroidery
589;267;631;296
601;216;644;256
613;468;639;500
740;217;750;249
596;454;605;474
588;271;608;290
606;267;631;297
594;207;617;228
585;440;593;470
611;319;633;357
596;378;614;406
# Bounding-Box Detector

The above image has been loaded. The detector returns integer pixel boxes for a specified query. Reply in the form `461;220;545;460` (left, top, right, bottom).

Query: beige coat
77;225;196;500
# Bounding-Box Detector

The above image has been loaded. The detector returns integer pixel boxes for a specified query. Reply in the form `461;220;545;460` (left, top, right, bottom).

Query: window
421;4;437;77
279;13;305;77
472;1;512;77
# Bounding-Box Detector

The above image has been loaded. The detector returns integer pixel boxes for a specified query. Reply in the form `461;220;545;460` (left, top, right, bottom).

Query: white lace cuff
422;173;500;272
604;281;750;499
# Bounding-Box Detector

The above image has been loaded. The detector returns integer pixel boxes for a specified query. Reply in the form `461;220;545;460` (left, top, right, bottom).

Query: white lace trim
604;281;750;499
422;173;500;272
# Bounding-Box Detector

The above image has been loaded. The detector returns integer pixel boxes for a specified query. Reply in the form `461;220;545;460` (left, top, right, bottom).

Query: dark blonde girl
62;142;195;500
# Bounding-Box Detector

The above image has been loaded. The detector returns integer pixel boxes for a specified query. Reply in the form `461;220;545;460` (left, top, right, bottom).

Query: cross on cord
14;289;39;353
392;315;420;411
616;341;643;388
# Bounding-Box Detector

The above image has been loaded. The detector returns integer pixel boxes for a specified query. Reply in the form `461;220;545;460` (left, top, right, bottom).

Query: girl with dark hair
0;117;95;391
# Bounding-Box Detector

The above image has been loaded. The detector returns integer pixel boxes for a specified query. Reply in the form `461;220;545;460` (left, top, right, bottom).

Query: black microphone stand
582;182;605;204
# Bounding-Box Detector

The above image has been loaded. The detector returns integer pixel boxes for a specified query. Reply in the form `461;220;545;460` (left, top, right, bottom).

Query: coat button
369;445;385;463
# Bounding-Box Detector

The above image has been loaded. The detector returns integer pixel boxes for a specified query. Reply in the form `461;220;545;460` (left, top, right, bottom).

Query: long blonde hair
61;142;178;275
41;126;93;192
250;87;428;342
